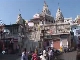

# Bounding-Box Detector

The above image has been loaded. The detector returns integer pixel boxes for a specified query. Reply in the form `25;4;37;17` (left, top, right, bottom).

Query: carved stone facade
44;23;70;35
56;8;64;23
27;1;72;50
75;15;80;24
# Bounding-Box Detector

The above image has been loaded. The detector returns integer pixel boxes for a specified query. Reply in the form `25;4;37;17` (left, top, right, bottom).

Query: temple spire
41;0;51;15
16;13;23;24
56;3;64;23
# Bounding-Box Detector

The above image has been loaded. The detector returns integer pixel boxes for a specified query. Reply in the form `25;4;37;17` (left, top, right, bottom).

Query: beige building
7;1;74;51
75;15;80;24
26;1;72;51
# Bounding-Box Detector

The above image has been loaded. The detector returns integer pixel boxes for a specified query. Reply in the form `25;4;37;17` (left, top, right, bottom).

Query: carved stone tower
56;7;64;23
41;1;51;15
16;14;23;24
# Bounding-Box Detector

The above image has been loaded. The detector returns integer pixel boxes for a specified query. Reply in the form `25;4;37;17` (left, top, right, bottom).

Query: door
62;39;68;48
53;39;60;50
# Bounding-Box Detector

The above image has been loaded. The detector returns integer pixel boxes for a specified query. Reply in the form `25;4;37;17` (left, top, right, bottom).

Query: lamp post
41;14;45;50
18;25;25;52
18;32;25;53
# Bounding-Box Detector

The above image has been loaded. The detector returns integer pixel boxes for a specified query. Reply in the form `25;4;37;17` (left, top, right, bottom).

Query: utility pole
41;14;45;49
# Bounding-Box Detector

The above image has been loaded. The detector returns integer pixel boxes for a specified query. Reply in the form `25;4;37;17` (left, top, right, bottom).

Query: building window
49;20;50;22
46;19;47;21
59;18;61;19
67;19;69;21
58;30;60;31
52;21;53;23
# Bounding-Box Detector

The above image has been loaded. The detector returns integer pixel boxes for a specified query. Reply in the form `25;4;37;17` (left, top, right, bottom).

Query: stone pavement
57;51;77;60
16;57;21;60
1;51;77;60
0;53;20;60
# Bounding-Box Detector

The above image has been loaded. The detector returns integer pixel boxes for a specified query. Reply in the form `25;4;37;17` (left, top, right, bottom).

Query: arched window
52;21;53;23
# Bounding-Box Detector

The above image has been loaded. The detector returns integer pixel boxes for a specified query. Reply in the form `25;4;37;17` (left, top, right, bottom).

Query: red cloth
32;53;38;60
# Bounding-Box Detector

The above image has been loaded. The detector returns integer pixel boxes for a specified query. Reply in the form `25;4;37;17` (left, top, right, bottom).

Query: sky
0;0;80;24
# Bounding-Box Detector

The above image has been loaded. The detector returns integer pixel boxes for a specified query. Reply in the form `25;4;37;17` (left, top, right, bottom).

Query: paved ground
0;53;20;60
0;51;77;60
58;51;77;60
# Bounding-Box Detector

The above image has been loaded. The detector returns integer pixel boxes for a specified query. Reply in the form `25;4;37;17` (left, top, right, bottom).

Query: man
48;47;53;60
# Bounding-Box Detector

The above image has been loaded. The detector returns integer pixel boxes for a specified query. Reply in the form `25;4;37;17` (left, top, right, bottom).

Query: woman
21;48;28;60
32;49;39;60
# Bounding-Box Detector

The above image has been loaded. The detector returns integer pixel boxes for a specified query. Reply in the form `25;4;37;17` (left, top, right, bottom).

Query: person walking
32;49;39;60
21;48;28;60
40;49;47;60
48;47;53;60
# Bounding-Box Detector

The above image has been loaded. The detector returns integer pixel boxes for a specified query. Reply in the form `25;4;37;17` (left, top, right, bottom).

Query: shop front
53;39;60;50
0;38;18;54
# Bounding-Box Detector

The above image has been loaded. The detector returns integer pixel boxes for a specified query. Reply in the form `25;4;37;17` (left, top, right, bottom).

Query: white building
64;18;73;25
27;1;72;51
70;24;80;46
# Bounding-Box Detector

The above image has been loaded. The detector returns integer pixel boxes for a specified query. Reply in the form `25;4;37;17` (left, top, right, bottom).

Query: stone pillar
68;34;71;48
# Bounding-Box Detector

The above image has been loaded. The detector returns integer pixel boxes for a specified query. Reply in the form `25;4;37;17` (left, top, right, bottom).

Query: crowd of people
21;47;56;60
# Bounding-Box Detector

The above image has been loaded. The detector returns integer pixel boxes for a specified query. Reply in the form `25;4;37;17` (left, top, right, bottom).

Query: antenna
44;0;46;4
19;9;21;14
58;3;60;8
44;0;45;2
38;9;40;13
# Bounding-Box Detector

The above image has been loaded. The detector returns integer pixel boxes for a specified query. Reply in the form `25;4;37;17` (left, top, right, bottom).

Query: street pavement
57;51;77;60
0;53;20;60
0;51;77;60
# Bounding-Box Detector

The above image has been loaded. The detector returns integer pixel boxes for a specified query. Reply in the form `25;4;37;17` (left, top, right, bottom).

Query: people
28;51;32;60
21;48;28;60
48;47;53;60
32;49;39;60
40;49;47;60
43;49;47;57
40;54;46;60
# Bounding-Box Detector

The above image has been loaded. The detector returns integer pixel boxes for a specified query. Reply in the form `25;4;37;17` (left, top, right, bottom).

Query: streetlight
40;13;45;49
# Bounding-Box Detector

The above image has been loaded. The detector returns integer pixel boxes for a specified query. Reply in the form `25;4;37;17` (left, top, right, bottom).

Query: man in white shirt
40;49;47;60
40;55;46;60
43;50;46;57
